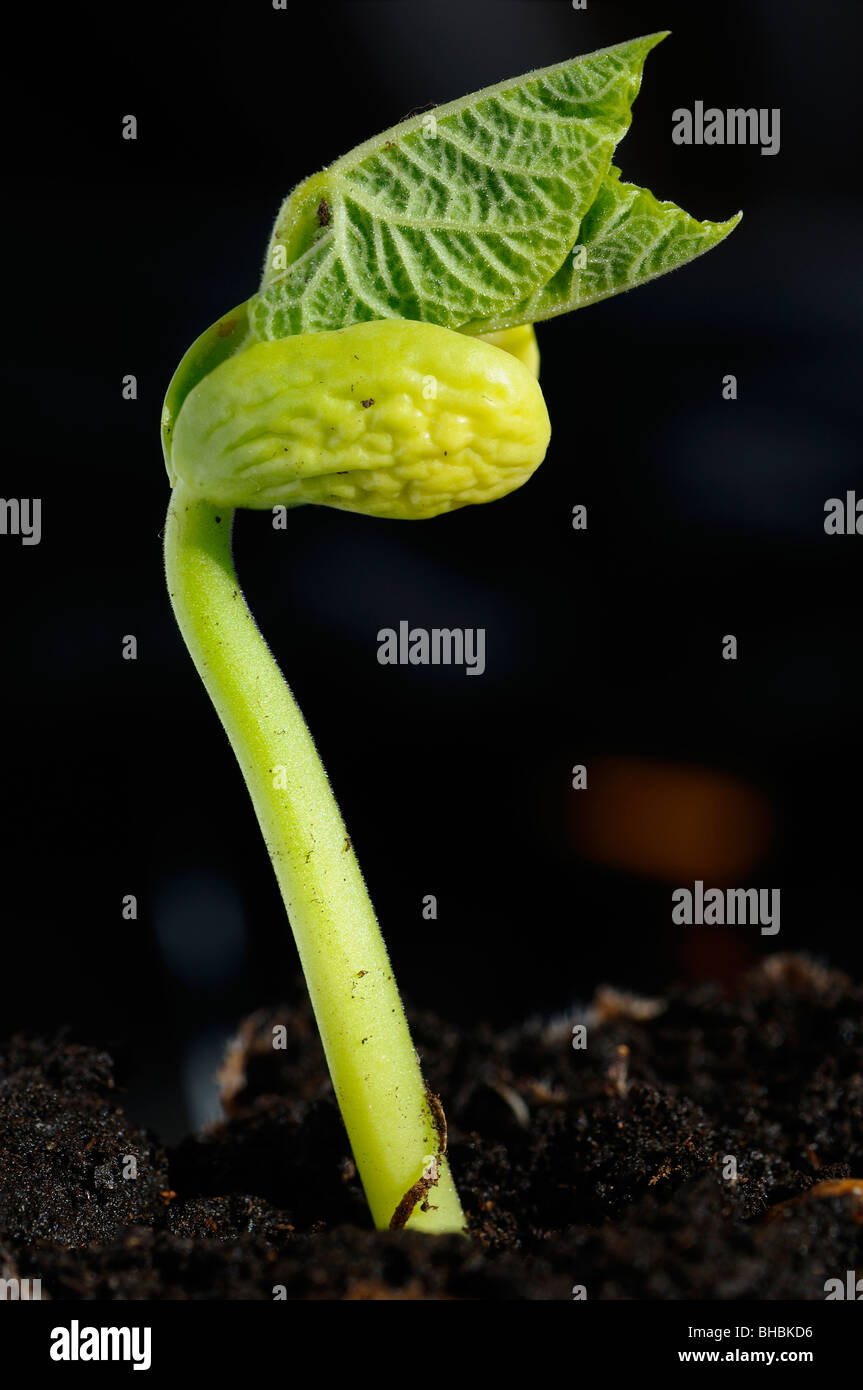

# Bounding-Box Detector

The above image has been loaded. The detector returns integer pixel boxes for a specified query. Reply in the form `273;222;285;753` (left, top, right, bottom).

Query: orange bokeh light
571;756;774;884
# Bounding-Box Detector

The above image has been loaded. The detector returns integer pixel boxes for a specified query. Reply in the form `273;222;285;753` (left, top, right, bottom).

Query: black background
1;0;860;1139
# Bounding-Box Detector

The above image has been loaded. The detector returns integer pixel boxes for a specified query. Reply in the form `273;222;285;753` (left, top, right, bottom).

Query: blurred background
1;0;860;1138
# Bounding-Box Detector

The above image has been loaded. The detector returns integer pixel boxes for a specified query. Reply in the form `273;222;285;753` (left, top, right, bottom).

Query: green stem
164;481;465;1233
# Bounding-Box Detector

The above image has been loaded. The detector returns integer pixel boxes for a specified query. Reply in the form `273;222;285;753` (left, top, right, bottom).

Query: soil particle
3;954;863;1298
0;1036;170;1247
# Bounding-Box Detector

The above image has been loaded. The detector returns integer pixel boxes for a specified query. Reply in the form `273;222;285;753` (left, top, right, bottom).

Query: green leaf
250;33;668;338
465;167;742;334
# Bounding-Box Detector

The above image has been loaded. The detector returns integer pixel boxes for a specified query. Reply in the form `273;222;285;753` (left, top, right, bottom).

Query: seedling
161;33;738;1234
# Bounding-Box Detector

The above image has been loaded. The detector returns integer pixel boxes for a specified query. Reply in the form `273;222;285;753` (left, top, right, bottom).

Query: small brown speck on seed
361;398;374;408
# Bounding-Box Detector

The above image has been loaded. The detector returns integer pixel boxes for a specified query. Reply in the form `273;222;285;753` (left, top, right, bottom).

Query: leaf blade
251;33;669;337
465;167;741;334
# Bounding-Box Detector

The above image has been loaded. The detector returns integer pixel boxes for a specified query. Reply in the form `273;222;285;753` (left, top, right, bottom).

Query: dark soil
3;953;863;1299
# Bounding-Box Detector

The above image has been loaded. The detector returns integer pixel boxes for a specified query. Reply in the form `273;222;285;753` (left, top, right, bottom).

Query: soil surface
2;953;863;1299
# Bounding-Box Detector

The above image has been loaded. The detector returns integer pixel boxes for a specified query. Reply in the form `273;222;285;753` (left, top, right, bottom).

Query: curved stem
164;481;465;1233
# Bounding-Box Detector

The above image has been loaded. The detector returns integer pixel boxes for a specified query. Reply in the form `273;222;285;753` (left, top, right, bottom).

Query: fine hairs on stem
164;485;465;1232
